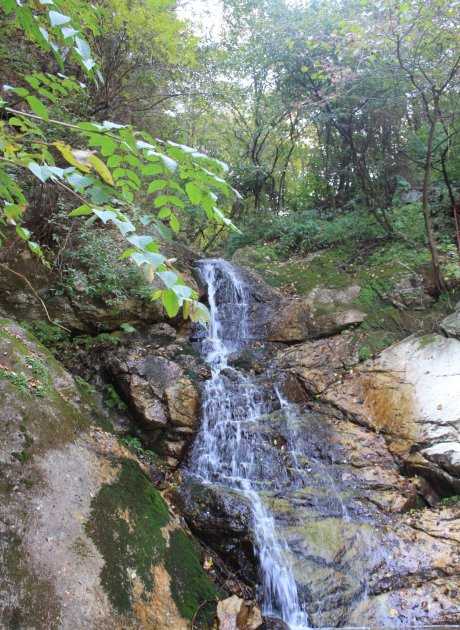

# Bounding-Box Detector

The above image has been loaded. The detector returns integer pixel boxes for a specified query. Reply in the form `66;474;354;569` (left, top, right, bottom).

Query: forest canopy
1;0;459;321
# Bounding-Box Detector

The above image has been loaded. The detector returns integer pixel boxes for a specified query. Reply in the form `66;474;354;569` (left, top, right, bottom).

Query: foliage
181;0;459;286
105;384;127;412
25;319;71;351
58;226;151;303
0;0;237;322
120;435;158;466
228;208;388;258
87;0;198;127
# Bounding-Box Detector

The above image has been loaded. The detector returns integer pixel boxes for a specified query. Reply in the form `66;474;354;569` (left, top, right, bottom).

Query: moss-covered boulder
0;319;220;629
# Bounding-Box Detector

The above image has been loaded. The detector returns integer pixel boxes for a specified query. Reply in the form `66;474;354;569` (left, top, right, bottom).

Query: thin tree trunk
422;106;446;294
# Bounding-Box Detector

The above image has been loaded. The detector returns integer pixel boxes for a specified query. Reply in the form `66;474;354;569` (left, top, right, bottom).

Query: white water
189;259;310;629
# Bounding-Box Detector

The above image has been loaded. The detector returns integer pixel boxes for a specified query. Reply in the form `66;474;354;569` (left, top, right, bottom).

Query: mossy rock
0;318;221;629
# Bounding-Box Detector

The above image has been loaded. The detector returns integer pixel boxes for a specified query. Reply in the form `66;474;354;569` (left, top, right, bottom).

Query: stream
186;259;322;628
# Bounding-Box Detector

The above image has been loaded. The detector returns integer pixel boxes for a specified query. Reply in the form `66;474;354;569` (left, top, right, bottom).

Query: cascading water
188;259;310;629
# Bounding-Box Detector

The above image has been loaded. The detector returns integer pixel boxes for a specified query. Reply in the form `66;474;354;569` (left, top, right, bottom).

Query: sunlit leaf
88;155;114;185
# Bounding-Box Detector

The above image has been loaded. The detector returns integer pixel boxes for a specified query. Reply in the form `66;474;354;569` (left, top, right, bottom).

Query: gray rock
386;273;435;310
441;309;460;340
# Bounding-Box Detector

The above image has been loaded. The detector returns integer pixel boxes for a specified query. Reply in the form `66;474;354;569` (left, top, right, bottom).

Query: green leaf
126;234;155;249
93;209;118;224
27;241;43;257
162;289;180;317
16;225;31;241
185;182;202;205
120;323;136;333
142;164;164;176
158;207;171;219
69;204;92;217
75;36;91;61
87;133;117;157
189;301;210;323
154;194;184;209
107;155;122;168
120;247;138;260
158;270;179;288
28;161;49;183
123;169;141;188
3;203;25;221
12;87;30;97
26;95;49;120
147;179;169;193
169;214;180;233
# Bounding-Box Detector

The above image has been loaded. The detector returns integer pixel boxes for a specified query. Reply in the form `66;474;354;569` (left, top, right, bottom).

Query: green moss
104;383;127;411
74;332;122;350
439;494;460;506
253;248;351;295
164;529;221;625
75;375;96;398
417;333;438;349
85;458;170;614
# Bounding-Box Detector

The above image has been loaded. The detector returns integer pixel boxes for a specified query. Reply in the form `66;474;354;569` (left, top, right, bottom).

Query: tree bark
422;103;446;294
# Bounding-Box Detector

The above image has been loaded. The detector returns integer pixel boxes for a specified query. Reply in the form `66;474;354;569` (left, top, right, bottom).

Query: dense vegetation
1;0;459;323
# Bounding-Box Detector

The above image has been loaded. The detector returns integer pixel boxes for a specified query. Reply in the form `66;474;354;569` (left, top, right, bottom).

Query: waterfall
188;259;310;629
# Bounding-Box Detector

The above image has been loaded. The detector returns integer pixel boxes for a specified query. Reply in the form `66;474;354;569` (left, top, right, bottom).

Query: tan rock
268;298;366;342
217;595;262;630
323;334;460;490
0;318;220;629
276;333;360;394
165;377;200;428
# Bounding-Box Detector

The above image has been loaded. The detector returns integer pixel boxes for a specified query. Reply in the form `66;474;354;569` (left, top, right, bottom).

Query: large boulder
105;337;203;467
320;334;460;492
385;273;435;309
276;332;360;394
267;300;366;342
0;319;221;629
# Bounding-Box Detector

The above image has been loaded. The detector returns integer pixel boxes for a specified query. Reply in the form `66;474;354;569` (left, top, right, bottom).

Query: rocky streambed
176;260;460;627
0;255;459;629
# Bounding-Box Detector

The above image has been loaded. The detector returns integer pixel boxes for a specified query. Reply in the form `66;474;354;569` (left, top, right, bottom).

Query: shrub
227;208;386;258
58;226;151;304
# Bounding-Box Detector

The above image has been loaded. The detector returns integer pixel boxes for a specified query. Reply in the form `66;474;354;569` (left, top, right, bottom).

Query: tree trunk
422;107;446;294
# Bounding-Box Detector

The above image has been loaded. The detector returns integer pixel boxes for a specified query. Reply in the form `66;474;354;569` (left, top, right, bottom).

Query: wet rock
261;617;290;629
174;481;257;582
217;595;263;630
0;318;221;629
